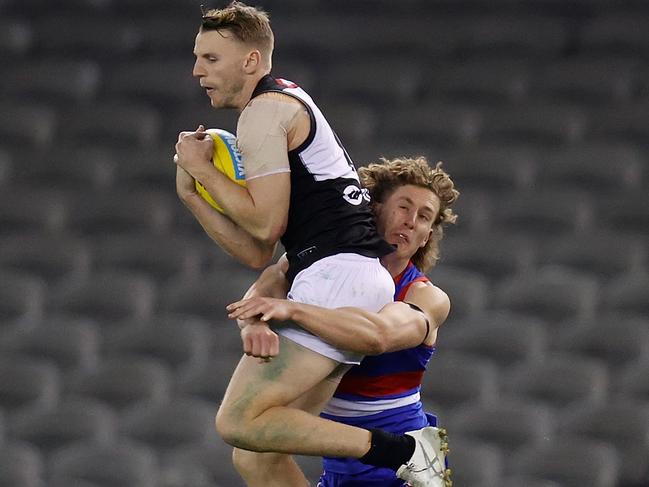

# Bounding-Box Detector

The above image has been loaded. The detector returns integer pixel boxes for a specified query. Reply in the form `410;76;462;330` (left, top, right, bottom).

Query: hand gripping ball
195;128;246;213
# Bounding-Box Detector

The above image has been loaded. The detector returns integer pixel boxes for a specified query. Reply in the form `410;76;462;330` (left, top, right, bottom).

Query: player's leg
231;363;350;487
215;335;371;457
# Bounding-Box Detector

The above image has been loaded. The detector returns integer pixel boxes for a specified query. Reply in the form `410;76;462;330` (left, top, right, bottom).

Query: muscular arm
241;254;290;300
178;94;305;246
228;281;451;355
176;165;277;270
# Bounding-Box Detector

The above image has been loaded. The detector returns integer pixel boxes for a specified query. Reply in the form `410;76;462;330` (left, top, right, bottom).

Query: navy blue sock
358;428;416;471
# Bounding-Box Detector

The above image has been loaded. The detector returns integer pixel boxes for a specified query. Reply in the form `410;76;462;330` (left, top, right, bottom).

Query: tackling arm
228;282;450;355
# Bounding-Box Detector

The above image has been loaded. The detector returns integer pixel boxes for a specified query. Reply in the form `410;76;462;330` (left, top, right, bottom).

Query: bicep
403;283;451;330
245;172;290;224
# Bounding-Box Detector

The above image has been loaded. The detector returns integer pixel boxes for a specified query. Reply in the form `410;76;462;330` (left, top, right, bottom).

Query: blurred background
1;0;648;486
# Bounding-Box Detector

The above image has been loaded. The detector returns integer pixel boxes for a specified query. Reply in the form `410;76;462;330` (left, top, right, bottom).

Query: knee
215;407;247;448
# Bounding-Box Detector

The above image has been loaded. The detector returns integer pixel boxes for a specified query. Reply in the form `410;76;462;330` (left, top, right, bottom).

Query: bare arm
241;254;290;300
175;95;300;245
176;165;277;270
227;281;450;355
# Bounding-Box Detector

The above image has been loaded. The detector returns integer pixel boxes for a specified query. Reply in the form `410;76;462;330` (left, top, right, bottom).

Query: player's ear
421;229;433;248
243;50;261;73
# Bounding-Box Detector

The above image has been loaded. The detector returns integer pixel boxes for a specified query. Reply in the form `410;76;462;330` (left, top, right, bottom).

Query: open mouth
396;233;409;244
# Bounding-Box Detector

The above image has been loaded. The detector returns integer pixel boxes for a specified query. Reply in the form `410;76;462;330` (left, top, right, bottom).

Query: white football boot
396;426;452;487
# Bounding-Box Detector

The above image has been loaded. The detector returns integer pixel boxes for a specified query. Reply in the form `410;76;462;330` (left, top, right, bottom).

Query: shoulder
238;93;307;132
403;280;450;330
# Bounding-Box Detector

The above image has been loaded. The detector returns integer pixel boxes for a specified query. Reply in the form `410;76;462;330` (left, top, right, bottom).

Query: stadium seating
558;399;649;485
8;398;116;455
446;399;554;454
1;1;647;485
102;314;211;371
118;396;217;452
0;357;60;413
48;440;159;487
508;435;619;487
440;310;547;369
443;437;503;487
0;316;100;377
66;357;171;411
0;442;44;487
501;354;609;411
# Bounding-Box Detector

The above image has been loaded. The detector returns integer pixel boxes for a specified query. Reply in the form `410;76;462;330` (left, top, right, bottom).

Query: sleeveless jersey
321;261;435;475
248;75;394;282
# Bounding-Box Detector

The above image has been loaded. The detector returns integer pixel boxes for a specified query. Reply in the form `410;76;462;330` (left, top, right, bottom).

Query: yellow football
195;128;246;213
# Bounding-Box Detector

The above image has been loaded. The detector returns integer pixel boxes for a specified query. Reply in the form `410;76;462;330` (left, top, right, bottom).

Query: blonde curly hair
359;156;459;272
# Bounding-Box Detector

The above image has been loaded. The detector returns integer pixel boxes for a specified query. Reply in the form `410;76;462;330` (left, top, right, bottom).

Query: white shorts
277;253;394;364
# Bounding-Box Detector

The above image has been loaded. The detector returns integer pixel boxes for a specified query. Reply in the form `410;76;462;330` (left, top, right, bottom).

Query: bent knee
215;408;244;447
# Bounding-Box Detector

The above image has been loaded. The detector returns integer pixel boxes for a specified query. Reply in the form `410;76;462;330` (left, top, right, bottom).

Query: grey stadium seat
119;397;217;452
174;354;241;405
0;235;91;287
425;59;531;105
534;144;644;195
0;442;44;487
558;399;649;485
0;316;99;378
0;272;45;325
580;14;649;58
537;233;645;281
8;398;116;455
49;440;158;487
551;314;649;371
11;147;115;194
475;103;587;147
427;267;488;321
66;358;171;412
33;15;139;61
420;352;499;413
0;189;66;238
529;59;639;105
440;145;536;195
508;435;619;487
104;59;201;108
597;193;649;239
490;189;595;239
492;268;598;324
159;270;260;322
89;234;202;284
102;314;211;372
63;190;173;238
439;232;535;283
0;103;56;148
0;18;33;58
441;311;547;369
46;271;155;324
443;437;503;487
1;60;101;107
60;102;162;150
0;357;60;413
615;358;649;403
446;400;554;455
502;354;609;411
601;272;649;318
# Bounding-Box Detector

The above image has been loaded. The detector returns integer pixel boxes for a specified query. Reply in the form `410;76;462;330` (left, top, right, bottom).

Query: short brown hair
359;156;459;272
200;2;274;56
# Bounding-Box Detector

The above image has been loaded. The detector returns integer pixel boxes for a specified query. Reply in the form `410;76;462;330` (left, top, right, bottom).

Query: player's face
376;184;440;260
193;29;248;109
